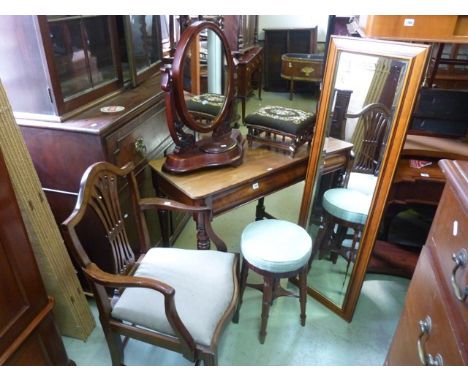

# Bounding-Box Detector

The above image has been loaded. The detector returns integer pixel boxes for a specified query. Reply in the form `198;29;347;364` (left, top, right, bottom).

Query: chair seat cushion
347;172;378;196
111;248;236;347
241;219;312;273
186;93;225;116
244;106;316;135
323;188;372;225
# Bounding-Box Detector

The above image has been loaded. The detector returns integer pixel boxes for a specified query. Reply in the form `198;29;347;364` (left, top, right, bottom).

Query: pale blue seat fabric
111;248;236;347
322;188;372;225
240;219;312;273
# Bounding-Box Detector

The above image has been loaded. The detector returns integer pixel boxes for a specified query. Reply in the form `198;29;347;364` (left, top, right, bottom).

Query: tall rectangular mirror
298;36;429;321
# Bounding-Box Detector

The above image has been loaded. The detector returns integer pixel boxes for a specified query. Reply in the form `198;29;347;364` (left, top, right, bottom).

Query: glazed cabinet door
385;246;466;365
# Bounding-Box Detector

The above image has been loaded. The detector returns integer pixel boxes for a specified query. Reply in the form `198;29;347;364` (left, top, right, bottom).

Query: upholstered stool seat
234;219;312;343
322;188;372;225
186;93;224;119
244;105;316;157
313;188;372;278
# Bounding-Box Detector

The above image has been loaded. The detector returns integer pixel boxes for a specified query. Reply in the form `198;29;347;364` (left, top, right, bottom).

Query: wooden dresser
385;159;468;365
0;150;72;365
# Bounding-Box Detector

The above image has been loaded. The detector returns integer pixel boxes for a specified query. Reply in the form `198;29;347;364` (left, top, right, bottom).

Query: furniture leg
233;259;249;323
255;197;266;220
260;275;274;344
289;79;294;100
299;266;307;326
241;97;246;124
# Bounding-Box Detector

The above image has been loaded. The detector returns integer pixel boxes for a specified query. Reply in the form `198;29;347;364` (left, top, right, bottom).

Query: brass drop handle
451;248;468;302
417;316;444;366
134;137;147;155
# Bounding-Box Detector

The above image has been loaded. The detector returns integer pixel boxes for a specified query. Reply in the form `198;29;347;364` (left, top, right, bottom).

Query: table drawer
105;99;168;168
427;183;468;329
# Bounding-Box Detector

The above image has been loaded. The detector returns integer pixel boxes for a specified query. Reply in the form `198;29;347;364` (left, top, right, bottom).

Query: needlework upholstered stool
233;219;312;343
186;93;225;125
244;105;316;157
313;188;372;279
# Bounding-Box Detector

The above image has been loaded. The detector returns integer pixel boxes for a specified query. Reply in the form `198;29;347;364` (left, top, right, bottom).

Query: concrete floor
62;90;410;366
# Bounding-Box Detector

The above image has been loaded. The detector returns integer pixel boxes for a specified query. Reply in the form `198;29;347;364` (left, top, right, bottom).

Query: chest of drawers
385;159;468;365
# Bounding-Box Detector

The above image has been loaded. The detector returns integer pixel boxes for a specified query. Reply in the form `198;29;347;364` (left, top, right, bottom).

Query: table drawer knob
417;315;444;366
134;137;147;155
451;248;468;302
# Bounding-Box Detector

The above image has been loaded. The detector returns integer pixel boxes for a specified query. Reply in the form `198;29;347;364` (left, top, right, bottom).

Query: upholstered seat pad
241;219;312;273
323;188;372;225
186;93;225;116
111;248;236;347
245;106;316;135
347;172;378;196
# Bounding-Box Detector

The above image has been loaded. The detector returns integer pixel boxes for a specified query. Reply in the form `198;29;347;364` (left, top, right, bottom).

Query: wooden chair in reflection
62;161;239;366
312;102;391;278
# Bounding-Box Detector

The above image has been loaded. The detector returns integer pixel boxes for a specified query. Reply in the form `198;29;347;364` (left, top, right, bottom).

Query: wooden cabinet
385;160;468;365
262;27;318;92
0;150;72;366
359;15;468;43
0;16;185;290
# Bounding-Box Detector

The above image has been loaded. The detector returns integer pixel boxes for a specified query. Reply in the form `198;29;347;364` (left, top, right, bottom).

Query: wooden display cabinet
0;15;186;290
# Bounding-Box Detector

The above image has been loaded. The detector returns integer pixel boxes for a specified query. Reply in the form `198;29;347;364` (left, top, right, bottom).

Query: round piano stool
312;188;372;279
233;219;312;344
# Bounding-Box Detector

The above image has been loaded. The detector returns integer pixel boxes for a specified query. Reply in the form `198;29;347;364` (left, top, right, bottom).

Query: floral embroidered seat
244;105;316;157
186;93;225;125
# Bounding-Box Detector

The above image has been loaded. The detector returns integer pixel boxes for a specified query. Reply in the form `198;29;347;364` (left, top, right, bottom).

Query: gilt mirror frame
298;36;429;321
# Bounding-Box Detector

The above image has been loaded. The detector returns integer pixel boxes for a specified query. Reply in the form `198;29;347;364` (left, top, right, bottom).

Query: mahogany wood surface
385;160;468;365
0;150;71;365
151;137;352;248
151;137;351;210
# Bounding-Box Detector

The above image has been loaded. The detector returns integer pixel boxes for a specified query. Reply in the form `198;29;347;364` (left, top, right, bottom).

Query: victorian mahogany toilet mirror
161;21;244;173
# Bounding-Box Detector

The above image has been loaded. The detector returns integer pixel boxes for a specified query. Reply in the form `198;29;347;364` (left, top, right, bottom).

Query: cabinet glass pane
129;16;162;74
47;16;117;100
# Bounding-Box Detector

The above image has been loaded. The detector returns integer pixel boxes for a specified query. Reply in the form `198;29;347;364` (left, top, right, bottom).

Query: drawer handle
417;316;444;366
134;137;147;155
451;248;468;302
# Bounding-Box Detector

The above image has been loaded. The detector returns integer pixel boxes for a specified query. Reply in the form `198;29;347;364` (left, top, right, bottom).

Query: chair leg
298;266;307;326
102;327;125;366
233;258;249;323
202;352;218;366
259;275;274;344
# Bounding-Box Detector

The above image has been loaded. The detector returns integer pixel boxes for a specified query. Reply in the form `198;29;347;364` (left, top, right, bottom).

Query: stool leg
299;266;307;326
259;275;274;344
233;259;249;323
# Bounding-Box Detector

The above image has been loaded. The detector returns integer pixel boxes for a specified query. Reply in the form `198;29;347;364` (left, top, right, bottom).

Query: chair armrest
139;197;227;252
85;263;175;296
139;197;212;216
85;263;197;358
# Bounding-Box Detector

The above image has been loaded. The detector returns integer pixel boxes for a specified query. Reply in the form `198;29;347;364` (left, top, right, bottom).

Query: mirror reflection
306;51;407;308
183;28;228;126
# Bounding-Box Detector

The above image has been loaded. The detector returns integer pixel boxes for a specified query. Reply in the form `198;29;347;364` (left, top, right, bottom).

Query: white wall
257;15;330;42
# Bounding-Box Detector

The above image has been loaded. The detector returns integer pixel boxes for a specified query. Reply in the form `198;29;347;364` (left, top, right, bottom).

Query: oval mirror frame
298;36;429;321
171;21;235;134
